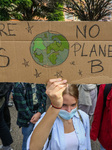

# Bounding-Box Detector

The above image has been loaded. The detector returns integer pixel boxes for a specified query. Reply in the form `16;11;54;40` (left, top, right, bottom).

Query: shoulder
13;83;26;94
78;109;89;120
99;84;106;91
14;82;23;88
82;84;97;90
14;82;30;88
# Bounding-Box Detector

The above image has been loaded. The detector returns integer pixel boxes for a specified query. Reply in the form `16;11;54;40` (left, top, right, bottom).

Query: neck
58;115;72;123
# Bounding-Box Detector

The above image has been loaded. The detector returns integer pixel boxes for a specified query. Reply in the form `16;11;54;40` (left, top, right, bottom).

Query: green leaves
47;3;64;21
0;0;111;21
0;0;14;20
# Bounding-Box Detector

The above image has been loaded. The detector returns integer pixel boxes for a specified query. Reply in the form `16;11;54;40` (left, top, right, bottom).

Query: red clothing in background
90;84;112;150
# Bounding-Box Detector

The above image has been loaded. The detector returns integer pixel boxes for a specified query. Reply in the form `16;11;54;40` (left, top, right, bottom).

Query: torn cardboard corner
0;21;112;84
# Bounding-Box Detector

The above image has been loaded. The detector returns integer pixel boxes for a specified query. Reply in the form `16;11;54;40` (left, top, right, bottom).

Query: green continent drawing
30;31;69;67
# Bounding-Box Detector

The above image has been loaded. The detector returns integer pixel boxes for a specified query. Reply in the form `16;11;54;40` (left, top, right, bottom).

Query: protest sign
0;21;112;84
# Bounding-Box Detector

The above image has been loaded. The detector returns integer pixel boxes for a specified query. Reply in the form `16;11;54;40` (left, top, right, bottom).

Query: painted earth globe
30;31;69;67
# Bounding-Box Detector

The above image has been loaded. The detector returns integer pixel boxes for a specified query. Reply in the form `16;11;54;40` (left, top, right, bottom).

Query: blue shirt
27;110;91;150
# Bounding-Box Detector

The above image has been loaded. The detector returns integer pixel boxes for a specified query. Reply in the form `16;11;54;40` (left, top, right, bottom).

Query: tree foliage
13;0;65;21
0;0;112;21
13;0;35;20
47;2;64;21
0;0;65;21
0;0;15;20
65;0;112;21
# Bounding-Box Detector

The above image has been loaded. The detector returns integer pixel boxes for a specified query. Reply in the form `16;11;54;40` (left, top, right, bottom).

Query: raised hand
46;78;68;108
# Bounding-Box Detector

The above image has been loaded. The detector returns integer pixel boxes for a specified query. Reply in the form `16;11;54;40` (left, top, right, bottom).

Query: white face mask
59;107;77;120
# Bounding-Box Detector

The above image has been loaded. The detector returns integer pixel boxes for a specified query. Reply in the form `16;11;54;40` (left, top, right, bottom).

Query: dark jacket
13;83;47;127
0;83;13;108
0;83;13;98
90;84;112;150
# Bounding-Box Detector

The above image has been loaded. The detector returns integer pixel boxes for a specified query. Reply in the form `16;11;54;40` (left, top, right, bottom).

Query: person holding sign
27;78;91;150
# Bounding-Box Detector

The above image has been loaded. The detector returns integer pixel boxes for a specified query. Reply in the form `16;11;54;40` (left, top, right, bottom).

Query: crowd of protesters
0;81;112;150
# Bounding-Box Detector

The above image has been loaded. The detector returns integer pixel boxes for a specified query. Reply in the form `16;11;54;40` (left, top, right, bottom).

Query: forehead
63;94;77;104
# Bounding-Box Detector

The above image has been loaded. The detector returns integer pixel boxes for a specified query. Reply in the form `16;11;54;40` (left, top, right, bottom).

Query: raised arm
30;78;67;150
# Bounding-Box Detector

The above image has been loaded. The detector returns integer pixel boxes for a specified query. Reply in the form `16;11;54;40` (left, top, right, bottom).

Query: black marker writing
72;42;112;57
22;59;29;67
76;24;100;39
70;61;75;65
89;44;97;57
54;71;63;78
26;22;33;34
88;59;104;73
0;48;10;67
0;23;16;36
78;70;82;76
34;69;41;78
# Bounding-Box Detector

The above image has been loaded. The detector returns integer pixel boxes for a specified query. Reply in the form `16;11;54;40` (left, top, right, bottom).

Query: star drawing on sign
78;70;82;76
25;22;33;34
34;69;41;78
22;59;29;67
70;61;75;65
54;71;63;78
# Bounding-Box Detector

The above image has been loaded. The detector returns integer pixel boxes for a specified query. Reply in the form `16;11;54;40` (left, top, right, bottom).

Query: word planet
30;31;69;67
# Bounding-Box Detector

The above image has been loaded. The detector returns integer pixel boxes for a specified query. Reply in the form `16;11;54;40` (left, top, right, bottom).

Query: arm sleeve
90;84;105;141
13;83;33;121
36;84;47;114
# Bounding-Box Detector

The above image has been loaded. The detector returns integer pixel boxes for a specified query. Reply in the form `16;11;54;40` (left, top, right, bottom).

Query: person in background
27;78;91;150
3;83;13;130
13;83;47;150
91;84;112;150
78;84;97;120
97;84;101;96
0;83;13;150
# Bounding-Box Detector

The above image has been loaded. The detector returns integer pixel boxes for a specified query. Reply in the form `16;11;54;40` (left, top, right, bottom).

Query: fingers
48;78;62;83
30;114;36;122
55;85;67;95
30;120;35;124
30;117;36;123
31;120;36;124
30;117;34;122
30;113;41;123
46;78;62;89
46;79;67;96
30;117;40;124
46;78;67;90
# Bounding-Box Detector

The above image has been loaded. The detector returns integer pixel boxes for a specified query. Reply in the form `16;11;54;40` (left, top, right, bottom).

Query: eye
71;103;76;107
63;104;67;107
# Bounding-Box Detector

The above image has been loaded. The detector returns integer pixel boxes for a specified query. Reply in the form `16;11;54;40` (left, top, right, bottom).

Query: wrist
49;105;60;115
51;103;62;109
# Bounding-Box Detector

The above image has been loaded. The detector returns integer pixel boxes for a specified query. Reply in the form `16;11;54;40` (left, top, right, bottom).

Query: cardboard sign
0;21;112;84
